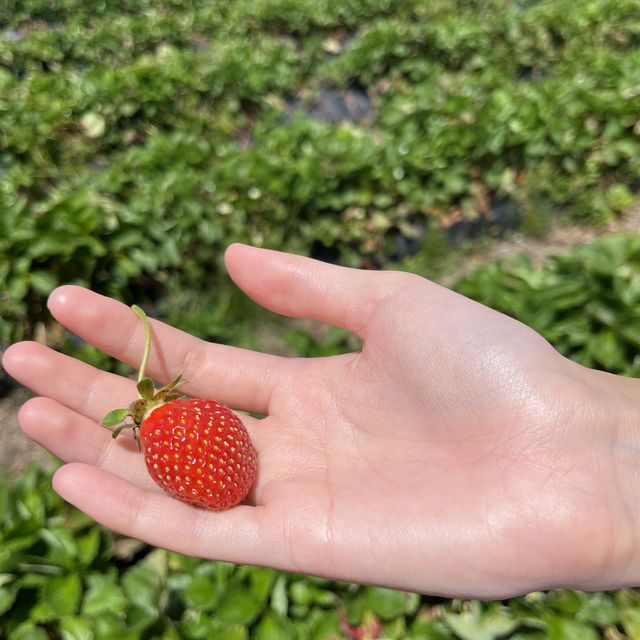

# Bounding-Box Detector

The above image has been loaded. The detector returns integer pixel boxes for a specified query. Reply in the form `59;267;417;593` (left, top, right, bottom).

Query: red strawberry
102;305;257;511
140;398;256;509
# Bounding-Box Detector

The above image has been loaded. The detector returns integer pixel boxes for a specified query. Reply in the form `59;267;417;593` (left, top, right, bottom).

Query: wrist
567;363;640;590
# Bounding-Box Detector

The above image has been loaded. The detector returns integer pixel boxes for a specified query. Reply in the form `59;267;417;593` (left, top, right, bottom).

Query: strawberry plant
1;0;639;350
455;234;640;376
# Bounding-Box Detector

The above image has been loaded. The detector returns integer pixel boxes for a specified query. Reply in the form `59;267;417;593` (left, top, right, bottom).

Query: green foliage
456;234;640;375
1;0;640;345
2;464;638;639
284;326;356;358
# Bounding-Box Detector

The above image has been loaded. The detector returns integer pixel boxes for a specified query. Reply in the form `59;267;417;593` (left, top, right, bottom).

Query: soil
0;386;56;472
439;203;640;287
3;204;640;473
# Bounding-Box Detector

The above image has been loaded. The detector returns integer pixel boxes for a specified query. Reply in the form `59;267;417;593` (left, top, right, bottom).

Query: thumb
224;244;411;339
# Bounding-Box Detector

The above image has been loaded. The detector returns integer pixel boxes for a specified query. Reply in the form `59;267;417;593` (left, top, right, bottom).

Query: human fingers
52;463;282;566
3;342;264;439
47;285;286;414
224;244;417;339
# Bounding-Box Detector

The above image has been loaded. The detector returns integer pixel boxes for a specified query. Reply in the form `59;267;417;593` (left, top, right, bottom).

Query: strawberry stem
131;304;152;388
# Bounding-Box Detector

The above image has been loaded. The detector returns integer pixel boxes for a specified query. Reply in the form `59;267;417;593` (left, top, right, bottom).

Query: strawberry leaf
137;377;155;400
102;409;130;427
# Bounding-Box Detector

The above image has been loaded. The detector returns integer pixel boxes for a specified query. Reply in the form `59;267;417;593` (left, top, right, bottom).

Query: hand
3;244;639;598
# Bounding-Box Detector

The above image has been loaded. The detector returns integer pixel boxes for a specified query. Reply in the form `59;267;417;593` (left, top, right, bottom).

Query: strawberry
102;305;257;510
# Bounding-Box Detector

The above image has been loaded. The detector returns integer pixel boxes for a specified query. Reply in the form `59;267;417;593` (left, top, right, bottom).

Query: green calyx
101;305;186;447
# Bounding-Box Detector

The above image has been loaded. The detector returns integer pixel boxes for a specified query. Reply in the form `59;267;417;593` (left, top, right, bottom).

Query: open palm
3;244;637;598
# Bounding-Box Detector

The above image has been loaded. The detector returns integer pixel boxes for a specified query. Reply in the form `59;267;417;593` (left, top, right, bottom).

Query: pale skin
3;243;640;599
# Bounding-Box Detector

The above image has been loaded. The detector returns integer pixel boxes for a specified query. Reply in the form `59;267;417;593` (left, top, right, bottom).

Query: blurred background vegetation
2;0;640;637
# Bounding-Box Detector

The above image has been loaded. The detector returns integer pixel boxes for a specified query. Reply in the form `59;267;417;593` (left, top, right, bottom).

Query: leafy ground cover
5;233;640;637
1;0;640;346
457;234;640;376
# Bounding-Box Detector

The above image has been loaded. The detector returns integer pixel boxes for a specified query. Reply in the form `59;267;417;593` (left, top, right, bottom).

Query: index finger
47;286;285;415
